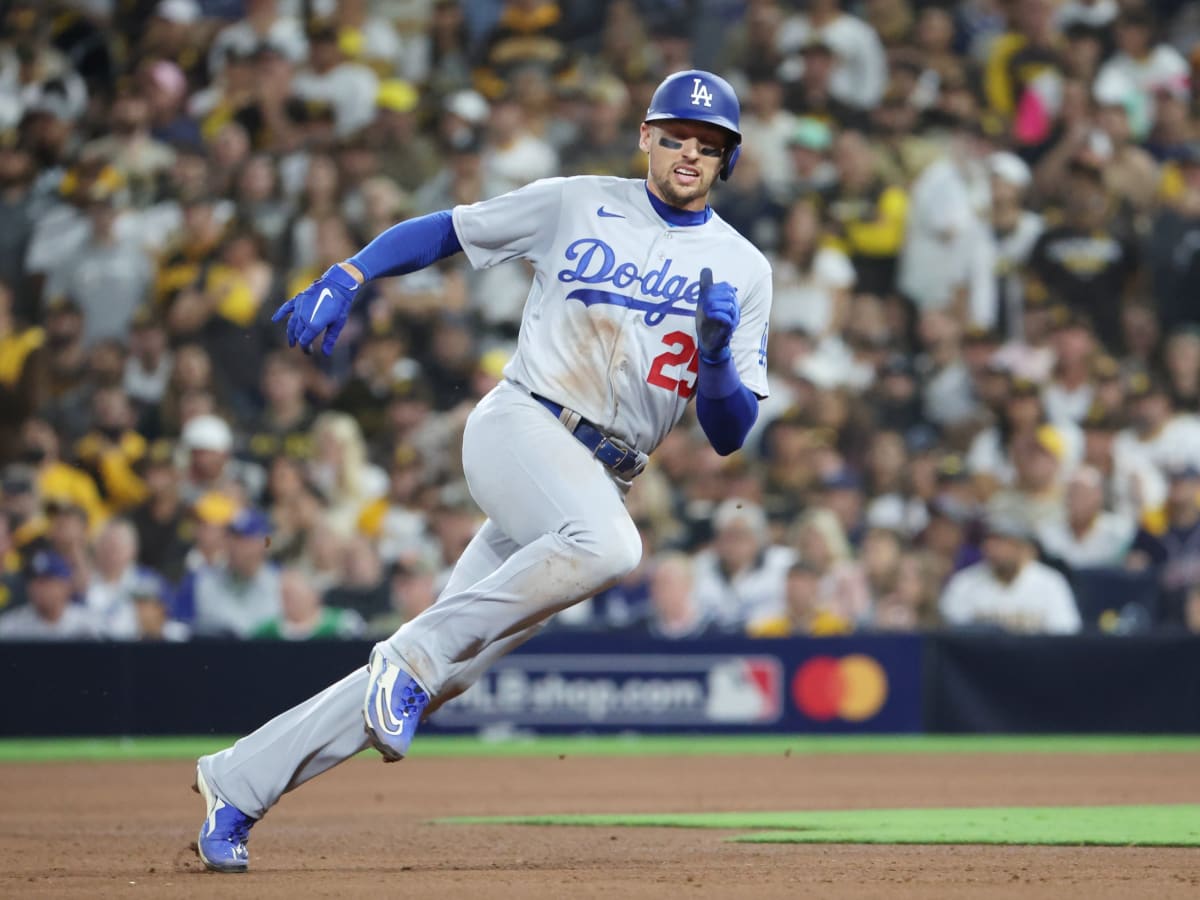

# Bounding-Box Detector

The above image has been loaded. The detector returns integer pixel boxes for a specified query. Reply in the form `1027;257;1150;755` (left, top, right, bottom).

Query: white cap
987;151;1032;189
156;0;201;24
443;90;490;125
182;414;233;453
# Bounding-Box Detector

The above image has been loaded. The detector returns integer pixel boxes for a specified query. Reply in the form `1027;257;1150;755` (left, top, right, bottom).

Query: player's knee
599;519;643;582
559;517;642;585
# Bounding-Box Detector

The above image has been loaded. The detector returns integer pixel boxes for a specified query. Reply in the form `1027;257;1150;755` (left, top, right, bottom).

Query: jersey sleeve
730;267;772;398
451;177;567;270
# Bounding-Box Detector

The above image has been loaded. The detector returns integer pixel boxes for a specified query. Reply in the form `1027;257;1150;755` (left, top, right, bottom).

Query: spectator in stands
1148;144;1200;334
1037;465;1136;568
18;418;105;532
244;351;315;467
1129;463;1200;627
988;425;1069;532
940;514;1081;633
770;198;855;337
1027;159;1139;353
252;567;365;640
0;142;38;324
987;152;1042;339
692;500;793;632
822;129;908;296
128;439;189;583
792;507;871;625
308;411;387;537
175;507;280;637
643;552;709;640
873;551;943;631
322;536;392;622
128;569;188;642
1115;372;1200;472
84;518;145;639
778;0;887;110
899;117;997;329
0;514;23;613
0;549;99;640
0;280;47;465
122;308;172;413
179;413;264;505
368;556;438;638
291;21;380;139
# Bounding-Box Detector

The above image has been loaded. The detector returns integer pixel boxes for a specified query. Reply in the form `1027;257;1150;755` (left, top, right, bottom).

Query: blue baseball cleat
194;765;255;873
363;648;430;761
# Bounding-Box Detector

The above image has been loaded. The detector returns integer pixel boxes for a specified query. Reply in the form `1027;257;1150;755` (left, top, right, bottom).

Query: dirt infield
2;751;1199;899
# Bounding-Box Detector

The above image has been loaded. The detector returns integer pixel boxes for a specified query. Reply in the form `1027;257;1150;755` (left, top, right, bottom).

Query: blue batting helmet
644;69;742;180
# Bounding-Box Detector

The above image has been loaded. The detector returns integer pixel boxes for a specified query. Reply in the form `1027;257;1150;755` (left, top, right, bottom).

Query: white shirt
739;110;799;198
899;157;997;327
770;247;854;335
691;545;796;631
124;353;173;406
966;422;1084;486
0;603;101;640
994;211;1044;340
777;13;887;110
1108;439;1166;516
1037;513;1136;569
1114;416;1200;473
292;63;380;138
452;176;773;452
483;134;559;194
1056;0;1118;28
940;559;1081;634
1043;381;1094;426
85;566;141;640
208;17;308;75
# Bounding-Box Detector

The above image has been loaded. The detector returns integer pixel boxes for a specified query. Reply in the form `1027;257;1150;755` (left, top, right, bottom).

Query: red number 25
646;331;699;399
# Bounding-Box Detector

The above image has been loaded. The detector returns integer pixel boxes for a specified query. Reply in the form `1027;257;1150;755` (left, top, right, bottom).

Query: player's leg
194;518;522;870
371;382;642;729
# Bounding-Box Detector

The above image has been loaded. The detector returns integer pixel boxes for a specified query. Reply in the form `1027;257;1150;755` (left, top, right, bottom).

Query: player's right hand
696;267;740;364
271;263;361;355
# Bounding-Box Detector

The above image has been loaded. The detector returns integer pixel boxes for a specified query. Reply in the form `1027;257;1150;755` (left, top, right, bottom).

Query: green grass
2;734;1200;764
443;805;1200;846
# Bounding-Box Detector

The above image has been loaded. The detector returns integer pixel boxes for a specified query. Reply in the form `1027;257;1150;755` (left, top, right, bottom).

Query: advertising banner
427;634;924;734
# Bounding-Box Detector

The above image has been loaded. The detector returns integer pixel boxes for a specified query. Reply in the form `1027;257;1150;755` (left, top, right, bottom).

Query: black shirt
1028;225;1139;352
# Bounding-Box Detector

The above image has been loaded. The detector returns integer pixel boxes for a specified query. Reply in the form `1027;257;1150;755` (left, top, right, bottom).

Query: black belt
532;394;648;478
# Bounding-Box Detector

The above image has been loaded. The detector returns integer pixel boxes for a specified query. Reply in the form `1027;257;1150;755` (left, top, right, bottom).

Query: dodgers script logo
556;238;701;326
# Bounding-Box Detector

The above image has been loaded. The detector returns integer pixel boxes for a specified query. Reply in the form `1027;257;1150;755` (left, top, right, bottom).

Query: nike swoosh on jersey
596;207;625;218
311;287;333;319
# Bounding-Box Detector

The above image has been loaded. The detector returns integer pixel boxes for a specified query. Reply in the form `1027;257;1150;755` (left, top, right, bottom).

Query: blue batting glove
271;264;361;355
696;267;740;364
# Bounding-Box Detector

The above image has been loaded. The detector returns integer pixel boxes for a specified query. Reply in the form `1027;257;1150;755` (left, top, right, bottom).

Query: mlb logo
705;657;783;723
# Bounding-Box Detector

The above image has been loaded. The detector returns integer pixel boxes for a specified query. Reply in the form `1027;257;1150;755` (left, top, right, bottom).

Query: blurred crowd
2;0;1200;644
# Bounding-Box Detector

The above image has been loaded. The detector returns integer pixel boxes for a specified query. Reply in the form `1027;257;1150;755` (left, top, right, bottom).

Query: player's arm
272;210;464;354
274;178;566;354
694;267;760;456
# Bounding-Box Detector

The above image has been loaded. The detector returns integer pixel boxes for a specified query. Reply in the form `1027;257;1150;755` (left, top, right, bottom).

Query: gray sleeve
730;267;772;398
451;177;567;270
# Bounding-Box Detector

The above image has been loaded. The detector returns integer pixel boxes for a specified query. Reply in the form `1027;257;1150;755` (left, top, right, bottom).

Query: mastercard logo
791;654;889;722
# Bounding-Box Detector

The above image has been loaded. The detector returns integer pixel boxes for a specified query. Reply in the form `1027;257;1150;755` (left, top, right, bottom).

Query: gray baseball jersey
198;176;774;826
452;176;772;451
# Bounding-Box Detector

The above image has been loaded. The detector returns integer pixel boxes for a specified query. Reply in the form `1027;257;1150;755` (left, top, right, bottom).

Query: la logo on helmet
690;78;713;107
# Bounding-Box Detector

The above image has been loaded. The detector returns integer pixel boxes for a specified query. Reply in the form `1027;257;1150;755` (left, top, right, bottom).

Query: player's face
639;120;729;211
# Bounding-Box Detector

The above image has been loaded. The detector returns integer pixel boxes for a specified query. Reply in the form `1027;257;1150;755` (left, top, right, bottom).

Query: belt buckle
597;435;647;478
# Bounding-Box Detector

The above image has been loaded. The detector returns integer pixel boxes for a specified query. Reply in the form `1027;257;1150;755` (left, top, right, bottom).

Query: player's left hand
696;267;740;364
271;264;361;355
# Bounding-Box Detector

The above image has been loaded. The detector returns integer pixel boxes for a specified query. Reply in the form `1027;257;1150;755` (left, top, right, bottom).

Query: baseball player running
193;69;772;872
